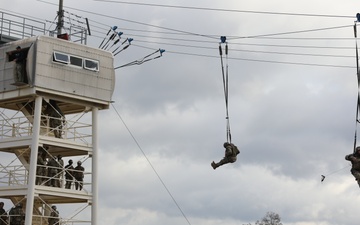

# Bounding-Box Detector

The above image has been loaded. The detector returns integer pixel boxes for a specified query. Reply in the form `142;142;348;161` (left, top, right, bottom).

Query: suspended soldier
345;146;360;187
65;159;74;189
211;142;240;170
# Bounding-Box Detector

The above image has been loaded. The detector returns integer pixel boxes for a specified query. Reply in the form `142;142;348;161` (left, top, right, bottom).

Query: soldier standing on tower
74;161;85;191
65;159;74;189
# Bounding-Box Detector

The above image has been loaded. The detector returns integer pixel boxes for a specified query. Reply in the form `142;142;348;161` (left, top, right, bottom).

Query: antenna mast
57;0;64;35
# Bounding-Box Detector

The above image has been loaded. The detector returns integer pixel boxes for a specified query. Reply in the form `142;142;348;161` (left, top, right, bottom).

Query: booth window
84;59;99;71
52;51;99;72
53;52;69;64
70;56;83;67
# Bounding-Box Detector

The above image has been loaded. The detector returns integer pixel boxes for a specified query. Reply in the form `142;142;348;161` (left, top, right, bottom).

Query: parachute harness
219;36;232;143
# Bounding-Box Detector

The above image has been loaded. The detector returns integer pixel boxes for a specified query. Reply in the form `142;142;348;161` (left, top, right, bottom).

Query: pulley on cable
211;36;240;170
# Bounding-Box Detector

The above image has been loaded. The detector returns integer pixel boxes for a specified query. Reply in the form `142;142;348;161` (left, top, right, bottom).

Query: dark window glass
70;56;83;67
84;59;99;71
53;52;69;64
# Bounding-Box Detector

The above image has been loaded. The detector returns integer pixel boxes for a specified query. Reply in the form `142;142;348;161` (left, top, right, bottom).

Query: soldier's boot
211;161;218;170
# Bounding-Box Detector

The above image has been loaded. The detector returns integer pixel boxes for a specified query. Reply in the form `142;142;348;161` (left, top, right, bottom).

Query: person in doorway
0;202;8;225
44;100;65;138
211;142;240;170
65;159;74;189
345;146;360;187
48;205;59;225
11;46;26;83
74;161;85;191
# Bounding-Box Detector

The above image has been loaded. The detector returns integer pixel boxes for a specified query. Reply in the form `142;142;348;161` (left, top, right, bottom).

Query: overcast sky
2;0;360;224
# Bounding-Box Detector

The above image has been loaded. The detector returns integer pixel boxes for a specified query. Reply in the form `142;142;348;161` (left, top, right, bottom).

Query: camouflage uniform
0;202;8;225
47;157;58;187
48;206;59;225
74;161;85;191
44;100;64;138
65;160;74;189
345;147;360;187
9;204;24;225
36;151;46;185
12;47;26;83
211;142;240;170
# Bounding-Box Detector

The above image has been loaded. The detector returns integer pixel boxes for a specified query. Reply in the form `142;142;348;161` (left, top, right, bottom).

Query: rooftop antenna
57;0;64;35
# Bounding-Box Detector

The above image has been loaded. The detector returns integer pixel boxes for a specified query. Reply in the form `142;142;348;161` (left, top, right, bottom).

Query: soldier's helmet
17;203;22;208
223;142;230;148
51;205;57;210
77;161;82;165
69;159;73;164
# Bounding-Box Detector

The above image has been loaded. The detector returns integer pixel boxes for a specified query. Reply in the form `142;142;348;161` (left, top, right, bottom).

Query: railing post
12;123;15;137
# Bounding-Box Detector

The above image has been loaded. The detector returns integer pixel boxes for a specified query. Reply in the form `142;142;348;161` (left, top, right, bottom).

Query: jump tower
0;3;115;225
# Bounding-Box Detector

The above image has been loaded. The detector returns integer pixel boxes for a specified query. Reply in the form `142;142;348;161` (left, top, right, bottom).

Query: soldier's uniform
48;206;59;225
0;202;8;225
56;155;64;187
74;161;85;191
211;142;240;170
345;147;360;187
65;160;74;189
47;157;58;187
9;204;24;225
36;151;46;185
44;100;64;138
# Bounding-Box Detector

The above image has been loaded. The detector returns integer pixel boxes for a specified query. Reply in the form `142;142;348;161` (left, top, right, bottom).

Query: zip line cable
134;39;355;58
93;0;354;19
166;50;355;69
37;0;218;40
36;0;358;41
110;103;192;225
30;1;359;69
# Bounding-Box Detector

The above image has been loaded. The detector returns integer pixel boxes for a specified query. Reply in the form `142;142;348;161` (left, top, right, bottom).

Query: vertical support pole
25;96;42;225
92;107;99;225
57;0;64;35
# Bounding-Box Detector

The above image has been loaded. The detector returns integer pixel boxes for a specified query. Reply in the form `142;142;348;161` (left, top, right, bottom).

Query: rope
110;103;192;225
219;36;232;143
354;22;360;153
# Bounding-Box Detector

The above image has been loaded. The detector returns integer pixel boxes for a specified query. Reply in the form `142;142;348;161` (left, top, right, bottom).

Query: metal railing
0;115;92;145
0;11;46;40
0;164;92;193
